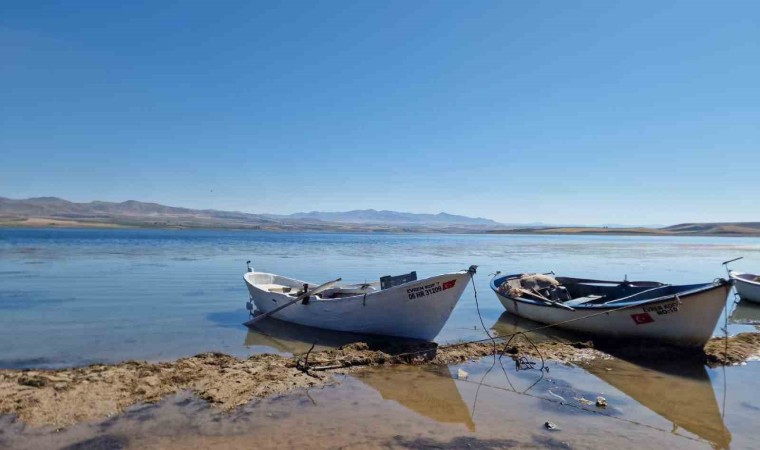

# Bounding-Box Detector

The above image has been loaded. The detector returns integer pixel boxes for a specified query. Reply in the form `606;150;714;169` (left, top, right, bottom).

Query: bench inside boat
249;271;419;299
498;273;710;307
733;272;760;283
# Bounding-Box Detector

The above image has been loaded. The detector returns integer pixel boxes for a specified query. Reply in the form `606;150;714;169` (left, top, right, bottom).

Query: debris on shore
1;333;758;428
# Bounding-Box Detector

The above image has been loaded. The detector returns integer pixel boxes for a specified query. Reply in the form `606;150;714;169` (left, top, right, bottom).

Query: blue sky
1;1;758;225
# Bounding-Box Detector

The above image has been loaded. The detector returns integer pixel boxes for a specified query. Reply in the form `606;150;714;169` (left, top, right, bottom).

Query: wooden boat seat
380;271;418;290
563;295;604;307
257;284;294;294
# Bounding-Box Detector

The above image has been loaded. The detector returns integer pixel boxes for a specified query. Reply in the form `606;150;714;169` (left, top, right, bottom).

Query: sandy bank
2;334;758;428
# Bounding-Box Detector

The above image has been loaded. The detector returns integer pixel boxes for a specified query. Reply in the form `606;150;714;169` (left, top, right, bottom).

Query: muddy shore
2;333;758;428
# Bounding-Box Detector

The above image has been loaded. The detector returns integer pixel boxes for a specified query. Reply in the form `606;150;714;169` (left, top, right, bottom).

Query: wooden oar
555;276;663;287
243;278;342;327
520;288;575;311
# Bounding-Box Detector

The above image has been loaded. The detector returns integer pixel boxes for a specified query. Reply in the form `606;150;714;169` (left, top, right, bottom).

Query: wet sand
2;334;758;429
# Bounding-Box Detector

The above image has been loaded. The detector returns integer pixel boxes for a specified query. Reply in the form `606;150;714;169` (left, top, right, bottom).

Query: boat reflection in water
584;357;731;449
491;312;731;449
243;316;383;354
356;365;476;431
729;300;760;327
491;310;587;344
243;318;476;431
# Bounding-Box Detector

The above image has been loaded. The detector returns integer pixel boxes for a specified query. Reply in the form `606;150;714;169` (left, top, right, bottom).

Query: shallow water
1;228;760;448
2;228;759;367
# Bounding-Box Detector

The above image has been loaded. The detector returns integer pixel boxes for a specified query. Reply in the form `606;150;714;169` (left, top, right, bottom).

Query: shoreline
2;221;760;238
2;333;758;428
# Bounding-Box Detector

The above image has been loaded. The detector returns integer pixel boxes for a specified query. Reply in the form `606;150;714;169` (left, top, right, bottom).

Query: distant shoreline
3;197;758;237
2;219;760;237
487;228;760;238
0;218;130;229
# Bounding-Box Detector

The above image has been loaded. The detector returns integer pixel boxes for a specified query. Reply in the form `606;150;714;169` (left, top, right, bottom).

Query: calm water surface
1;228;759;449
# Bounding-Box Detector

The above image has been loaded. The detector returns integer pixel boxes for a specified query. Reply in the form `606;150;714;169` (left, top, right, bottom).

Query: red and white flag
630;312;654;325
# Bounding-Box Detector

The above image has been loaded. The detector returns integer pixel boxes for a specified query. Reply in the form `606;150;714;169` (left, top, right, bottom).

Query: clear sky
1;1;758;225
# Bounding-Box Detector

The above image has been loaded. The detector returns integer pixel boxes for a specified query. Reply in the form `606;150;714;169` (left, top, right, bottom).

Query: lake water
1;228;760;449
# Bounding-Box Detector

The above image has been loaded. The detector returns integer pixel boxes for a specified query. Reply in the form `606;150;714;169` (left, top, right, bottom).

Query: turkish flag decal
442;280;457;290
631;312;654;325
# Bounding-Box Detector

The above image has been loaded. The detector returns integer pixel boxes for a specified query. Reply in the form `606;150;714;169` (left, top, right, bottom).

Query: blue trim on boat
490;273;729;310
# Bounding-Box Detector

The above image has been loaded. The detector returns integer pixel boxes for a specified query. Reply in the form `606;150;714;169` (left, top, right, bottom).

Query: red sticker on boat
631;312;654;325
442;280;457;290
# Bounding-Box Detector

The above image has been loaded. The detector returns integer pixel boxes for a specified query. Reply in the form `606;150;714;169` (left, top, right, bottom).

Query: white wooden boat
729;271;760;303
244;268;473;341
490;273;731;347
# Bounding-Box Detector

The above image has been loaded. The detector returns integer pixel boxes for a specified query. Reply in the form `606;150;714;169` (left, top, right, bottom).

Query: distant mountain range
1;197;758;236
0;197;504;232
266;210;500;226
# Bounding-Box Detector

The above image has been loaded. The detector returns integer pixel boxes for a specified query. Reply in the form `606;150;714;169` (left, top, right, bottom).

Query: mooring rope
386;292;687;363
468;267;498;357
291;273;728;447
298;276;730;372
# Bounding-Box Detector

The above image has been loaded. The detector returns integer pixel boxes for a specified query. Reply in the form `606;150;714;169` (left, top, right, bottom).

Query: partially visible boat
244;268;474;341
490;273;731;347
729;271;760;303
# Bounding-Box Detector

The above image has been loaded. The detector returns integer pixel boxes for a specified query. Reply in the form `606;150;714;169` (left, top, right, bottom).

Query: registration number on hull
643;301;679;316
407;279;457;300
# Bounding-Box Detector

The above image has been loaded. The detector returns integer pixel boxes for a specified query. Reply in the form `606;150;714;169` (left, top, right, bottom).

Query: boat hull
493;281;730;347
730;272;760;303
245;272;471;341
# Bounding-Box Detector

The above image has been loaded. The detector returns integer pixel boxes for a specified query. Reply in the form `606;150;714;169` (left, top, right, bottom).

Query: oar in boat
519;288;575;311
722;256;743;278
243;278;342;327
555;276;663;288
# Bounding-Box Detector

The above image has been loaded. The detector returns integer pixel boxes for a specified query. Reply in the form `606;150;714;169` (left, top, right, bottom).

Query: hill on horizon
0;197;504;231
269;209;501;226
663;222;760;235
2;197;759;236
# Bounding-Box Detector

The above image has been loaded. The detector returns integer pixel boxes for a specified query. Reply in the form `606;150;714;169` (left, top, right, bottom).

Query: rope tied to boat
360;289;713;366
469;268;547;371
468;265;499;358
295;271;732;374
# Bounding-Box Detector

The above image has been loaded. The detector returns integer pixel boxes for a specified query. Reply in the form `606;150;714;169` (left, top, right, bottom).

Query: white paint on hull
730;271;760;303
492;281;731;347
244;271;471;341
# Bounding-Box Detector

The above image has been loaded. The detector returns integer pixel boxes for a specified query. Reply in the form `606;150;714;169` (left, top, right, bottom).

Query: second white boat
491;273;731;347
